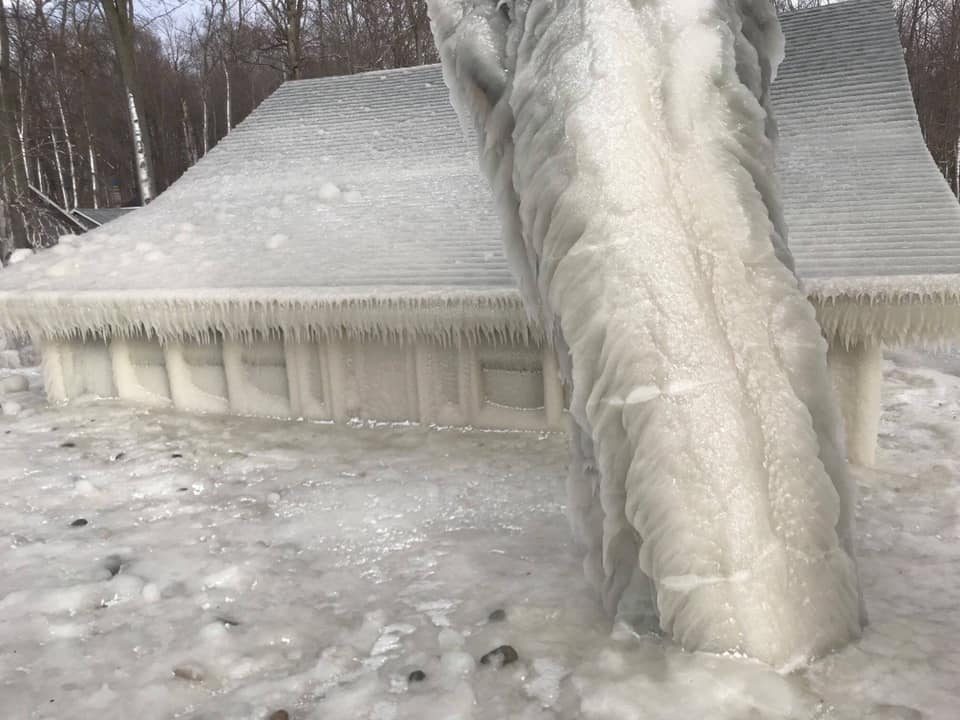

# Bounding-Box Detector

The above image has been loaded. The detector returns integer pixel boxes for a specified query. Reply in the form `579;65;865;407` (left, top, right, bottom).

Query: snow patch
317;182;342;201
265;234;287;250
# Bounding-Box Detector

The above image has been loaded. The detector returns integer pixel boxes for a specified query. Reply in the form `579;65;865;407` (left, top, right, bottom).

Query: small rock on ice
1;400;21;416
172;663;206;682
480;645;519;668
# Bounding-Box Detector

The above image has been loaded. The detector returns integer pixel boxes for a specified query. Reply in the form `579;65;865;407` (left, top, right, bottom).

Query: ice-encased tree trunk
429;0;864;668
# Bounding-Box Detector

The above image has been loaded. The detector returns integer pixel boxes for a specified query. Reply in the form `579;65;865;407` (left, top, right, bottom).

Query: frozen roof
72;207;138;229
0;0;957;347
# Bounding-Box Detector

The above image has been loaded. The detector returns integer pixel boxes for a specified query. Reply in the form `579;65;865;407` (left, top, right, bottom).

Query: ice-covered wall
40;332;565;432
430;0;864;667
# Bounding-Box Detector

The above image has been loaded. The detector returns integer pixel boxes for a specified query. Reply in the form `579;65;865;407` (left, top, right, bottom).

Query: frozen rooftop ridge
0;0;958;348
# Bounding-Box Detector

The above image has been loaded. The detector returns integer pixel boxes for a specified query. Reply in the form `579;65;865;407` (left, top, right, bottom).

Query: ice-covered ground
0;351;957;720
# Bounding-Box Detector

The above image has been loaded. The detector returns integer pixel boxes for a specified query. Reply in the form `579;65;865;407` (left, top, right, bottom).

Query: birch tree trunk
55;90;78;209
16;75;28;186
223;63;232;134
89;144;99;209
100;0;156;204
0;3;27;251
201;88;209;156
50;129;69;208
181;98;198;165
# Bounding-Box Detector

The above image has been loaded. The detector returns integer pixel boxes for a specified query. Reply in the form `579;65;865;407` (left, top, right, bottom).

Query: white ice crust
429;0;864;667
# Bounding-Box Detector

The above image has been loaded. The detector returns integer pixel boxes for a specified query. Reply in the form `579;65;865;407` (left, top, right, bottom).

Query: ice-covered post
828;342;883;466
430;0;864;668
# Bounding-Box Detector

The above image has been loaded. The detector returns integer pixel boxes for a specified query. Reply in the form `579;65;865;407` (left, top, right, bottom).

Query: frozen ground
0;351;957;720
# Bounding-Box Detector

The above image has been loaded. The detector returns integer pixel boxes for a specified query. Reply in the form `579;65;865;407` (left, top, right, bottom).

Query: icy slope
430;0;862;666
0;353;957;718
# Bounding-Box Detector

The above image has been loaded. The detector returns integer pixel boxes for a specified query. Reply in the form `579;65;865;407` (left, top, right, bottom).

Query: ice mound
429;0;863;667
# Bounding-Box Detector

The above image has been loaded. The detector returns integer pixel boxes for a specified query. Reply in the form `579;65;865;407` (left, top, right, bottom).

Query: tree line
0;0;433;256
0;0;957;259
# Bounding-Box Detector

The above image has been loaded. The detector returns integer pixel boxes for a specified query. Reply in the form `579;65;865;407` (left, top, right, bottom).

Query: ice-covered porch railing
39;328;566;432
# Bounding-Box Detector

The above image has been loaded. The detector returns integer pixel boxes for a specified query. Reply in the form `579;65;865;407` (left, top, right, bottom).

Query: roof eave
0;287;539;347
807;274;960;348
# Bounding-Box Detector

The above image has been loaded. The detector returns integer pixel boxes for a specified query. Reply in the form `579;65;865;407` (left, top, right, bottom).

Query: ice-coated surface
0;0;956;348
0;353;957;718
431;0;864;666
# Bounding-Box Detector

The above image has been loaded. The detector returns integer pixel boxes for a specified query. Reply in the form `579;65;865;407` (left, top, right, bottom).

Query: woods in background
0;0;957;256
0;0;433;254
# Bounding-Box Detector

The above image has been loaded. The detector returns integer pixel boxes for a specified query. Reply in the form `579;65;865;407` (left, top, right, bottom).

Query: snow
7;248;33;265
0;374;29;393
431;0;861;666
1;5;957;352
266;234;288;250
0;352;957;718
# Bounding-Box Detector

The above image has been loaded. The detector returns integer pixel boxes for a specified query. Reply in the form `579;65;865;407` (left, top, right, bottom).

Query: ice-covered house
0;0;957;465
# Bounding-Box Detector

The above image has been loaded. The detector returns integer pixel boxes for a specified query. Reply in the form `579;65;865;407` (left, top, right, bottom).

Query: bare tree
100;0;156;203
0;3;28;258
257;0;305;80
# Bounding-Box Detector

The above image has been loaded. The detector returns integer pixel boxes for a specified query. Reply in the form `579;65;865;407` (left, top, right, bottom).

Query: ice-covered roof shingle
0;0;957;347
72;207;138;228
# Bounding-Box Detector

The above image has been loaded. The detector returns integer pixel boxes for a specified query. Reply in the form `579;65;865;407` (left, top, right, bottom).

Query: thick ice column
429;0;863;667
827;342;883;466
40;340;69;403
41;339;115;401
110;338;172;407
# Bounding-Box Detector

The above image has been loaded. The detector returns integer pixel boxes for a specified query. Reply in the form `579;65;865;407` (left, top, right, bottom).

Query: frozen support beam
110;338;172;407
827;342;883;466
41;339;115;402
543;347;565;430
41;340;68;403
